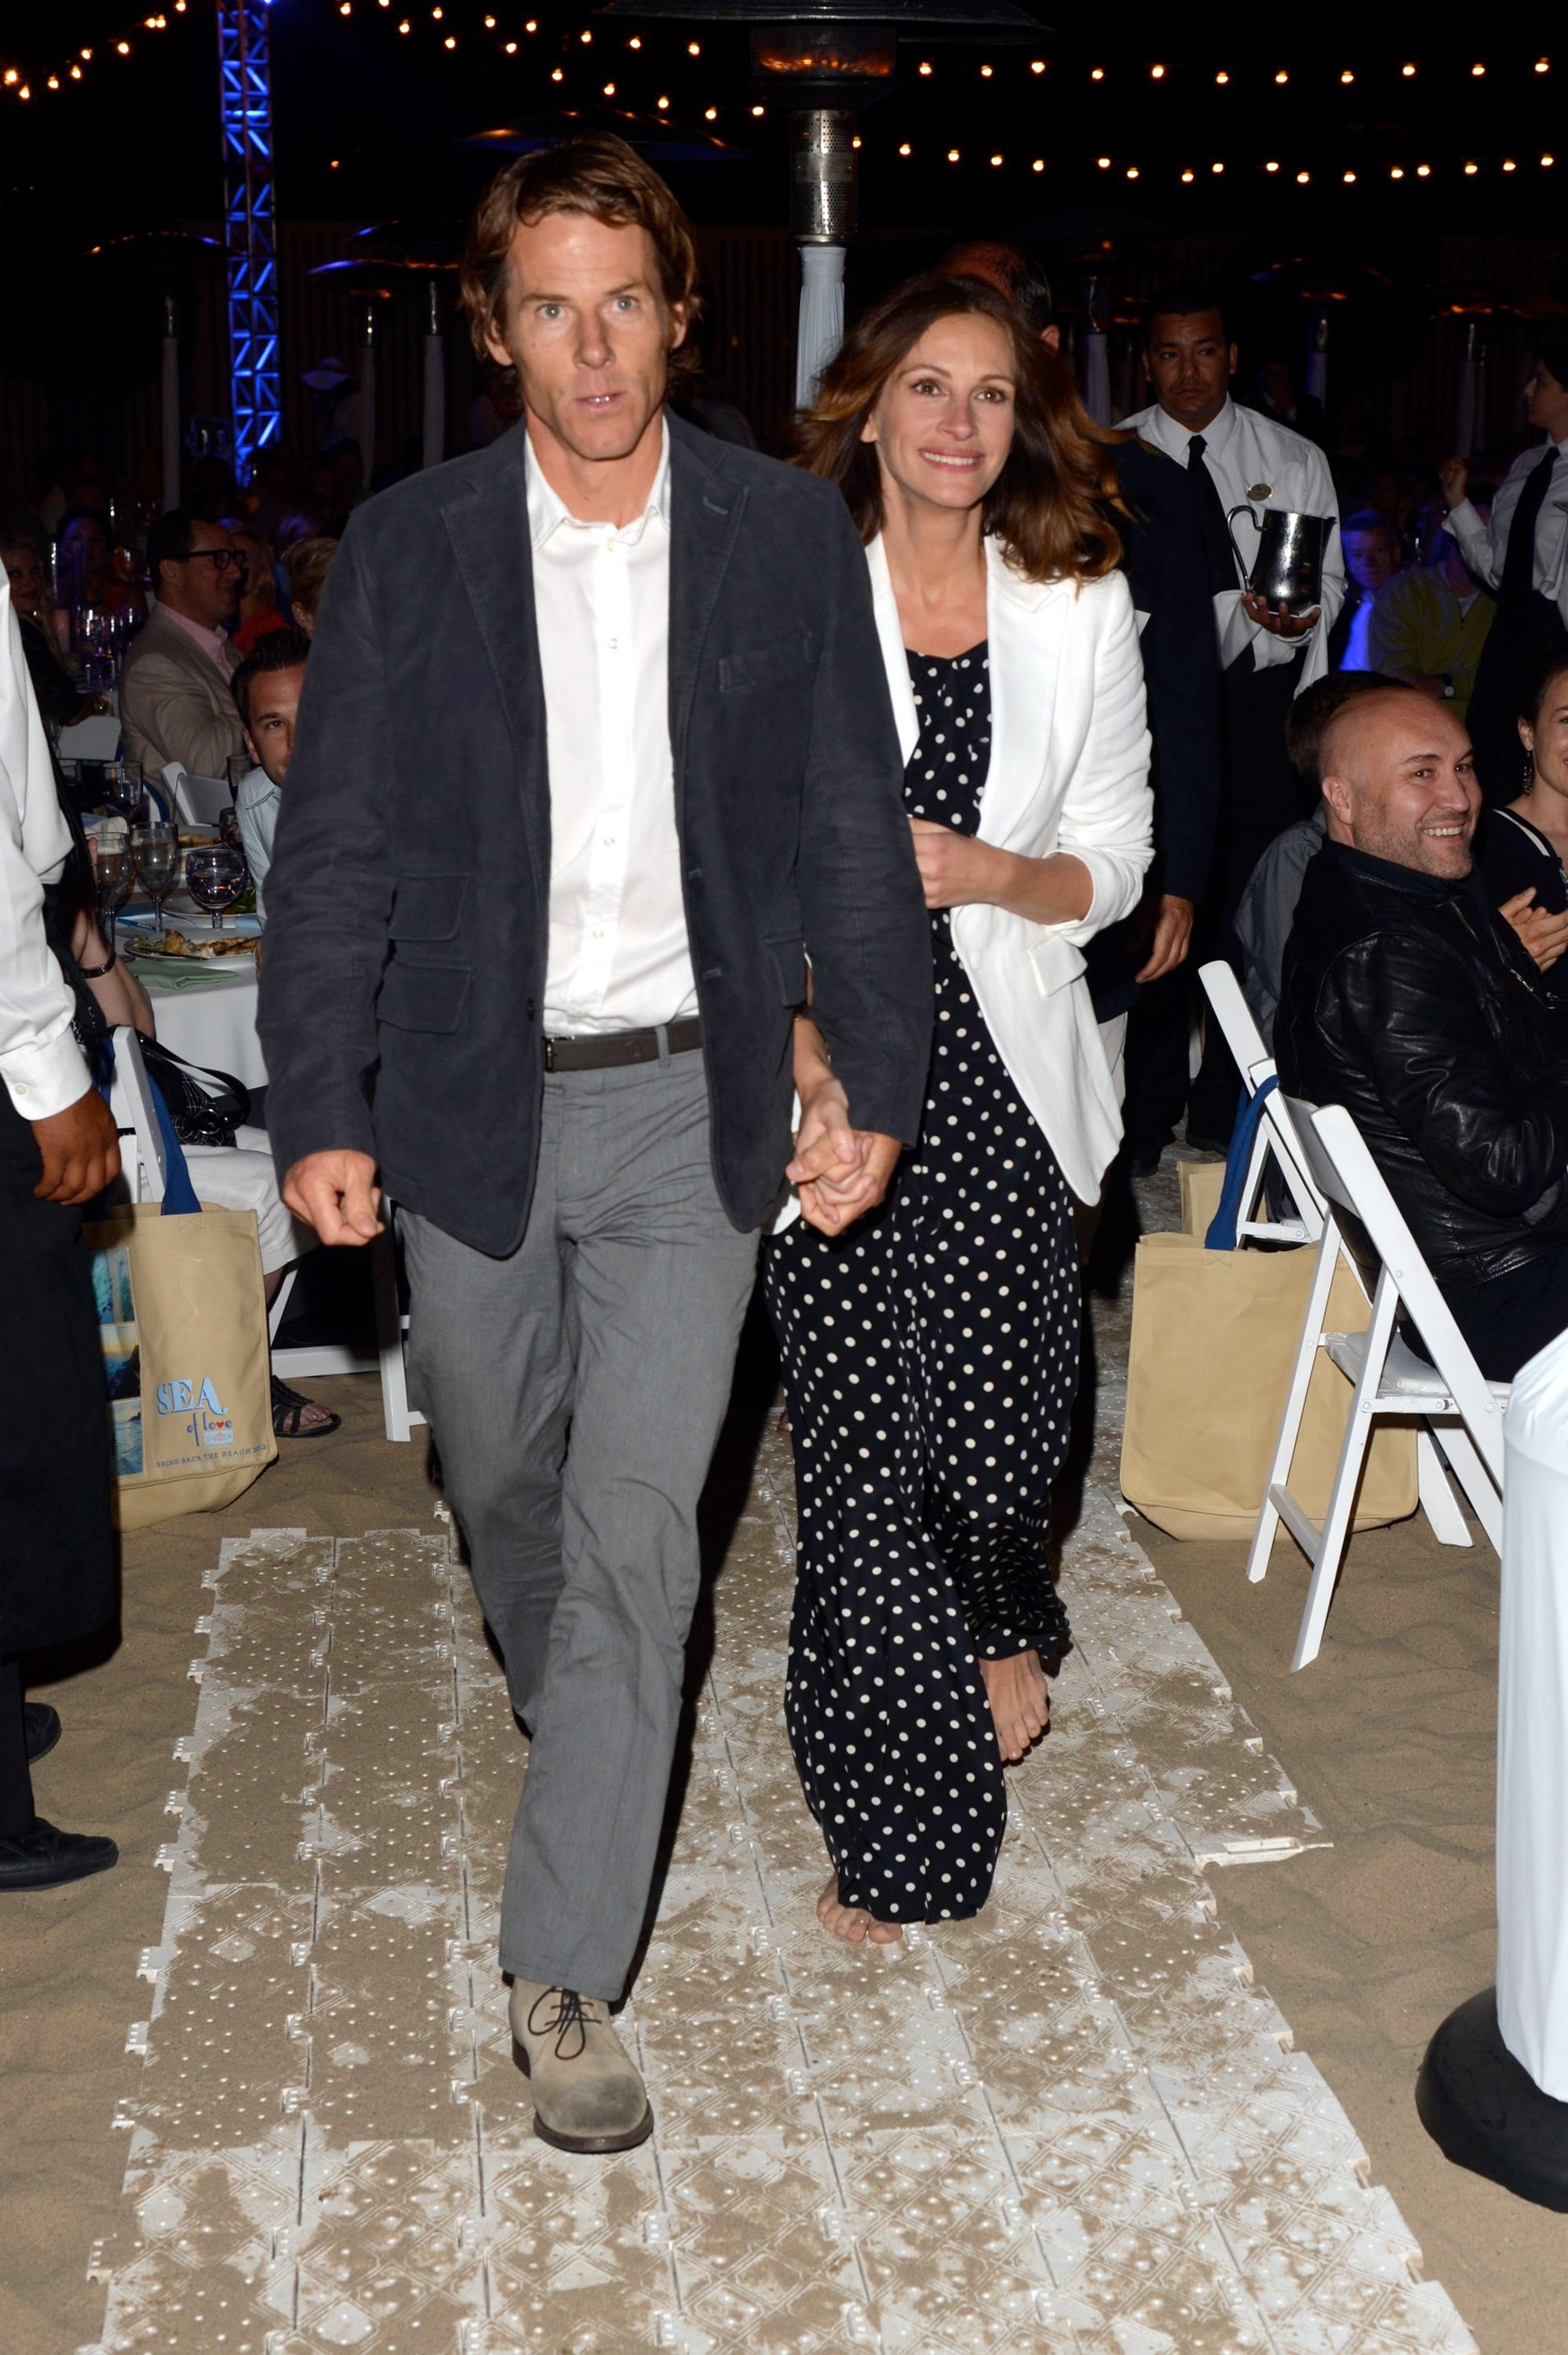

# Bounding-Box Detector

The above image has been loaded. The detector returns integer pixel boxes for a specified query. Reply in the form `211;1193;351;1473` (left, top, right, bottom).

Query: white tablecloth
120;908;268;1089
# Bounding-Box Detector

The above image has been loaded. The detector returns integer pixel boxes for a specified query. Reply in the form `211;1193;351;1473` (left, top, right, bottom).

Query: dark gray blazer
257;412;932;1256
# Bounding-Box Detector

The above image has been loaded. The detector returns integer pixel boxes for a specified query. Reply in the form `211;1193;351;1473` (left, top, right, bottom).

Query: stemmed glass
93;820;133;958
133;822;180;944
185;842;246;934
105;760;144;827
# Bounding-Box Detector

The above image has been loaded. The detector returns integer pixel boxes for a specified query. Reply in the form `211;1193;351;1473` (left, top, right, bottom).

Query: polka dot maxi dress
764;645;1080;1925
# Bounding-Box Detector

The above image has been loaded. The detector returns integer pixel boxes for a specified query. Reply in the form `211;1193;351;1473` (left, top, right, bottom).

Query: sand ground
2;1254;1563;2352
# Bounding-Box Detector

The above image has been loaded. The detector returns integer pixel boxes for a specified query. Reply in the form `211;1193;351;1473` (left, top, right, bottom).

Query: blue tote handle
1204;1075;1278;1252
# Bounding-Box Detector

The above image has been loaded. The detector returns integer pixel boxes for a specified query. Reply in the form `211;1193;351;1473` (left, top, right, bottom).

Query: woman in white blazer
765;274;1152;1946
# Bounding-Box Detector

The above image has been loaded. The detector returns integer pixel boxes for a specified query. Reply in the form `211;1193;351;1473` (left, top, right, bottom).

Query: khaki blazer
119;606;246;781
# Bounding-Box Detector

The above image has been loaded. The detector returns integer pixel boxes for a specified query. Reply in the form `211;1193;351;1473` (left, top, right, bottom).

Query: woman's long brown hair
794;272;1125;585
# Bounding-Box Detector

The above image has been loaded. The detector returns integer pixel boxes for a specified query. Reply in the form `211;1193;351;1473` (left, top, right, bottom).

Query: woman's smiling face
861;312;1018;517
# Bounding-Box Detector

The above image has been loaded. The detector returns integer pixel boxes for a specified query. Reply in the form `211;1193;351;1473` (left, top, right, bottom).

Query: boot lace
527;1985;593;2061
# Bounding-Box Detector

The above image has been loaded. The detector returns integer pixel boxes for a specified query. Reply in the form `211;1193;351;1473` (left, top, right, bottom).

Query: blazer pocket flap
389;872;471;943
1026;931;1087;999
718;632;817;694
767;935;808;1006
378;962;472;1035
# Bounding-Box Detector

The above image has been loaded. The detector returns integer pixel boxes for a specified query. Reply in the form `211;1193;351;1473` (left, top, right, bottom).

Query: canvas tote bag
1121;1086;1418;1541
85;1071;276;1532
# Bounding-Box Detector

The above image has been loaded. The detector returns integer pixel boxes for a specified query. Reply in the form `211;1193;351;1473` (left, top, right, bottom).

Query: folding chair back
107;1025;167;1203
1198;960;1324;1243
1248;1097;1508;1667
162;765;233;828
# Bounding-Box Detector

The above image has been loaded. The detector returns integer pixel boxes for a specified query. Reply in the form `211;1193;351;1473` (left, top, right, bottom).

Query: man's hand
1500;888;1568;974
790;1119;902;1238
1241;590;1322;641
283;1149;385;1245
1135;893;1195;984
31;1086;121;1205
1439;457;1468;511
908;818;1016;911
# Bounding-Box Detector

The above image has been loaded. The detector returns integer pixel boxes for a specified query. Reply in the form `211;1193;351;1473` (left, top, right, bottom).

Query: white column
161;297;181;513
1454;321;1480;459
421;282;446;471
358;309;377;495
796;245;845;413
1496;1324;1568;2098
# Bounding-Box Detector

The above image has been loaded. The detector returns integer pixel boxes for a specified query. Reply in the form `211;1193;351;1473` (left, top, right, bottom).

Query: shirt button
607;637;619;650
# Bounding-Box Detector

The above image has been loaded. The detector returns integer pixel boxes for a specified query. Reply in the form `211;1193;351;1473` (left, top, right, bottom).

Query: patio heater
596;0;1045;408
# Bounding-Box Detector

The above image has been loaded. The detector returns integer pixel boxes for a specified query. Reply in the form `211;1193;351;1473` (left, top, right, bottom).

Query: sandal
271;1374;341;1440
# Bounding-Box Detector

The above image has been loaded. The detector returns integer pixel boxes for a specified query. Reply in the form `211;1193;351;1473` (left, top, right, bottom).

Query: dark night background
0;3;1563;475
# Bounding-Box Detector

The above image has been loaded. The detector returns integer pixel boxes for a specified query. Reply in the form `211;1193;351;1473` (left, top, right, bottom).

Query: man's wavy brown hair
795;273;1123;583
460;133;702;385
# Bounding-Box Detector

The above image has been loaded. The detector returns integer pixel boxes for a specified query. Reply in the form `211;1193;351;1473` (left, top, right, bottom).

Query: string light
549;65;561;79
1391;166;1404;177
990;151;1002;164
1090;67;1103;81
1150;63;1164;78
1180;168;1193;181
1504;158;1516;171
1344;169;1355;182
1265;159;1279;172
1211;159;1223;173
979;62;992;77
1340;69;1353;83
1274;68;1287;84
1096;155;1110;169
1215;71;1228;85
687;39;699;53
603;80;614;94
1464;160;1477;173
1417;162;1431;175
1537;57;1549;72
628;34;640;46
1030;60;1045;75
1296;169;1309;183
917;60;931;75
946;147;959;162
898;141;910;155
1126;165;1139;178
656;93;668;107
750;102;763;115
1546;153;1557;166
1402;61;1416;75
1471;62;1484;75
1031;158;1043;171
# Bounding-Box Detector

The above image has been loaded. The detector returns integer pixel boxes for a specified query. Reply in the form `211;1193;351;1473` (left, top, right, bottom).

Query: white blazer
868;532;1153;1205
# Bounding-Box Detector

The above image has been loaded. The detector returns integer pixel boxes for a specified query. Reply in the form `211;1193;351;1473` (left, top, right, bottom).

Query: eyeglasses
173;547;247;572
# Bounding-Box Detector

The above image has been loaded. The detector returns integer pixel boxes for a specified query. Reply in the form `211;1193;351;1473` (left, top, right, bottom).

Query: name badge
1246;481;1273;501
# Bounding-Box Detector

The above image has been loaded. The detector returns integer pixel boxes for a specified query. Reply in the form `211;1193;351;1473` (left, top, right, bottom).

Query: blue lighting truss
217;0;283;484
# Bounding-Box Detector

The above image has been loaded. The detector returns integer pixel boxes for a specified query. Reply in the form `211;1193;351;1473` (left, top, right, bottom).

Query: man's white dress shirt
527;422;698;1036
1118;395;1345;691
0;601;90;1120
1447;436;1568;626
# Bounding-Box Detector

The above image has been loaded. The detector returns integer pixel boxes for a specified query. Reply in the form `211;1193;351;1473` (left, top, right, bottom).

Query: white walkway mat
83;1444;1475;2353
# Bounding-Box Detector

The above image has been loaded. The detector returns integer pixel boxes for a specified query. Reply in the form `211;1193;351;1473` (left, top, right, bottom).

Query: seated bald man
1276;682;1568;1381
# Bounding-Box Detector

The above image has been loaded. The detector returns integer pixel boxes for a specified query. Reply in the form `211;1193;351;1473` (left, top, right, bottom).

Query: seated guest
1276;682;1568;1381
230;630;309;918
119;509;247;783
1234;671;1397;1044
0;526;95;729
1477;639;1568;1006
282;535;338;640
1330;509;1403;671
228;522;289;658
1367;524;1494;721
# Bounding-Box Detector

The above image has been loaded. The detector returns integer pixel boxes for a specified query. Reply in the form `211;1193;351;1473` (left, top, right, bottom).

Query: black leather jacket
1276;841;1568;1299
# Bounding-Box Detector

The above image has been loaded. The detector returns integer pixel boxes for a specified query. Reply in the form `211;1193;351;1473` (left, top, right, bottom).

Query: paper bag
1120;1229;1418;1542
85;1199;277;1531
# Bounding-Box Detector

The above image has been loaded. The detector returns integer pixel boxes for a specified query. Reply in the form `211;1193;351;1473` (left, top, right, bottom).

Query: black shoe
1131;1144;1165;1178
23;1703;60;1765
0;1818;118;1890
1183;1129;1233;1158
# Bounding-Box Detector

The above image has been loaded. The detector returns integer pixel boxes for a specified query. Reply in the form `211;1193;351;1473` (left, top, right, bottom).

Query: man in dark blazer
258;139;931;2156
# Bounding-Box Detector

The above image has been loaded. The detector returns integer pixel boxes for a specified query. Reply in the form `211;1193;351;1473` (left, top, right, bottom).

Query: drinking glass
105;760;145;827
185;842;246;933
94;820;133;958
226;754;250;799
133;823;181;942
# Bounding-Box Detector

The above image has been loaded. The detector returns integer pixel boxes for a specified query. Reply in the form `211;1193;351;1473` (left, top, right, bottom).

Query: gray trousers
401;1046;760;2001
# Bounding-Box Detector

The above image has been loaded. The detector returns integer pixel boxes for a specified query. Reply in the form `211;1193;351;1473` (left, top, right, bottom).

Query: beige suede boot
509;1980;653;2153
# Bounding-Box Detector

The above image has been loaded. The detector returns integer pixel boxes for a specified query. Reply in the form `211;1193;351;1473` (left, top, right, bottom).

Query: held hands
786;1077;900;1238
1241;590;1322;641
31;1086;121;1205
1500;888;1568;975
283;1149;386;1245
908;818;1017;910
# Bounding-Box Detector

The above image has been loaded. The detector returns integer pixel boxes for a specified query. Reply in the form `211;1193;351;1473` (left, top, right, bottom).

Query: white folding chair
1198;960;1323;1243
374;1203;425;1444
1249;1099;1508;1669
161;764;233;828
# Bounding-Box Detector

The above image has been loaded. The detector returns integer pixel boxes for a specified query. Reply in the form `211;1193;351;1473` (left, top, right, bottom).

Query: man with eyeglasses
119;508;249;784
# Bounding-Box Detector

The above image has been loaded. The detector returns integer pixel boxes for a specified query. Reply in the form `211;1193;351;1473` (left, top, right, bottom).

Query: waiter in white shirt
1120;281;1344;1146
0;602;121;1892
1441;329;1568;801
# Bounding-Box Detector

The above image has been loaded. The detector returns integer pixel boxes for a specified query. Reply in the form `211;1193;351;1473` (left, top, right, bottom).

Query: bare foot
817;1874;903;1945
979;1649;1052;1763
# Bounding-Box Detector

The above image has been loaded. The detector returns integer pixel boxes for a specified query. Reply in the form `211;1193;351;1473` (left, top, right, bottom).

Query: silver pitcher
1227;504;1334;614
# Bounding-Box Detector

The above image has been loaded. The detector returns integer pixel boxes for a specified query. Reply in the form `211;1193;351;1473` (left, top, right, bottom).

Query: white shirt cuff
0;1017;91;1121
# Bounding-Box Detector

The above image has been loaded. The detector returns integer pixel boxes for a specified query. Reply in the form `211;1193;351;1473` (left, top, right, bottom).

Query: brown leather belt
542;1016;703;1073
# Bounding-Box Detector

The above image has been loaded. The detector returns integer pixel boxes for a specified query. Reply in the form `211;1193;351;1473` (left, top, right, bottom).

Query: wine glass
93;820;133;958
133;823;180;944
105;760;144;827
185;842;246;933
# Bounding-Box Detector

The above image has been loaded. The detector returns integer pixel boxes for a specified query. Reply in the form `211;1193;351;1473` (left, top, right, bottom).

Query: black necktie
1187;433;1238;596
1499;446;1559;612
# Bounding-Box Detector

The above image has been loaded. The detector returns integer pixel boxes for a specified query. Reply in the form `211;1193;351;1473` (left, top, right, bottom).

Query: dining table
117;905;268;1090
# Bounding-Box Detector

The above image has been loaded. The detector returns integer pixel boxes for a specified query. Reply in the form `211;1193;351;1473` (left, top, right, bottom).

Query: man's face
242;663;306;787
484;210;683;470
162;519;242;627
1525;361;1568;441
1143;309;1235;431
1322;695;1479;881
1344;526;1399;596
